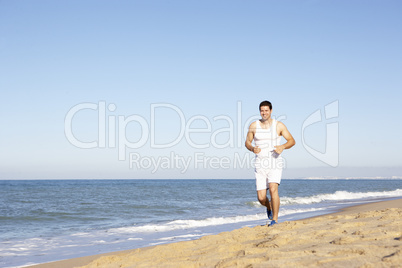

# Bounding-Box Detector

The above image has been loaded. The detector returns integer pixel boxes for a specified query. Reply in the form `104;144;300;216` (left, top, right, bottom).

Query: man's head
259;100;272;111
259;100;272;121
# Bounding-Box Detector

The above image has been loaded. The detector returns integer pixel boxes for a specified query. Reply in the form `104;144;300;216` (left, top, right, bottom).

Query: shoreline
26;198;402;268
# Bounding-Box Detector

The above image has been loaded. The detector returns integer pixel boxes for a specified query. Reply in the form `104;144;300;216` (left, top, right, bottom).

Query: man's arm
274;121;296;154
245;122;260;154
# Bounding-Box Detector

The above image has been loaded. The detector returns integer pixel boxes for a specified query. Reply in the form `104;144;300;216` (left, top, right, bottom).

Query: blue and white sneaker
268;220;278;227
266;208;273;220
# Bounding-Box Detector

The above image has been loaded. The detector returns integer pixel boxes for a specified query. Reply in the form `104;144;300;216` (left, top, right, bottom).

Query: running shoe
266;208;273;220
268;220;277;227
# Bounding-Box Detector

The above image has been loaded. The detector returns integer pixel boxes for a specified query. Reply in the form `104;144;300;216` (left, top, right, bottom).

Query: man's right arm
245;122;257;153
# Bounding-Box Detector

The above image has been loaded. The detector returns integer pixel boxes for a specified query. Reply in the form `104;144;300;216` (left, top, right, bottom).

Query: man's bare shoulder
248;121;258;132
276;121;288;134
276;120;286;128
250;121;257;127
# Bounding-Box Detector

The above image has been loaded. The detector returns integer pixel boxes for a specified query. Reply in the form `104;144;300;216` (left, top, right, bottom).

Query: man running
245;100;295;226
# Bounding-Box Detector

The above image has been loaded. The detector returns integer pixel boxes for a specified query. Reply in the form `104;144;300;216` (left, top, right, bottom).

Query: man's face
260;106;271;120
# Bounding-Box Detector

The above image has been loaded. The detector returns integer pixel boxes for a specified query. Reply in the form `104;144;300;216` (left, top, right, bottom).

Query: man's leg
257;189;271;210
268;183;279;221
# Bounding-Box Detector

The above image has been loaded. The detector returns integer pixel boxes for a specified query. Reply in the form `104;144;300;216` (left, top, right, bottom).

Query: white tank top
254;119;282;158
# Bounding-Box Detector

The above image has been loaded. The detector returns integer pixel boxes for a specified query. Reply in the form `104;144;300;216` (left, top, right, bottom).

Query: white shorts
254;154;283;191
255;167;282;190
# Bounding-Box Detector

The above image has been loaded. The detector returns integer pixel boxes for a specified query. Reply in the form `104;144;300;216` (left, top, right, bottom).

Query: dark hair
259;100;272;111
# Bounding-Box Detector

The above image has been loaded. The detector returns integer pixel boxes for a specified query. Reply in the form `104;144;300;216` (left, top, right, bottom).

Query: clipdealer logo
64;100;339;173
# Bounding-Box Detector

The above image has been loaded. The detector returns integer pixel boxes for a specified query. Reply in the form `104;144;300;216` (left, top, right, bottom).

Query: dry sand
29;199;402;268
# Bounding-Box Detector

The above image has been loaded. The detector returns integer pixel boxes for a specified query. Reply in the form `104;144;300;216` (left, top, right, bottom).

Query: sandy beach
28;198;401;268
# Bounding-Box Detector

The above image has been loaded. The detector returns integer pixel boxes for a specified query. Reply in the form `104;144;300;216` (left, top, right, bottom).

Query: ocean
1;178;401;268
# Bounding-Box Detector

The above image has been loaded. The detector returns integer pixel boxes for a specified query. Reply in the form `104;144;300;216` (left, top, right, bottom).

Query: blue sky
1;0;401;179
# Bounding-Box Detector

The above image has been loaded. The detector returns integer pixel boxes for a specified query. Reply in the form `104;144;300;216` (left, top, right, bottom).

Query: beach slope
79;199;401;268
29;199;402;268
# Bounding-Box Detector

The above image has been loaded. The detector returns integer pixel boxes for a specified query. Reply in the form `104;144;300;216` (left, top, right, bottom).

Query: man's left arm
274;122;296;154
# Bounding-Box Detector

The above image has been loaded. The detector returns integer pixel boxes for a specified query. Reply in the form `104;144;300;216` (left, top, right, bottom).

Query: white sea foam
107;206;329;235
281;189;402;205
108;214;265;234
248;189;402;208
